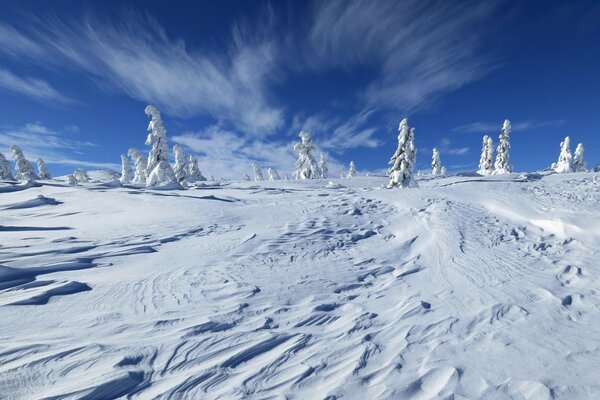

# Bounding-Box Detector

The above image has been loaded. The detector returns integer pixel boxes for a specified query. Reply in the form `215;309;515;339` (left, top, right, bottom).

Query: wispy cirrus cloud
0;68;73;105
452;119;567;134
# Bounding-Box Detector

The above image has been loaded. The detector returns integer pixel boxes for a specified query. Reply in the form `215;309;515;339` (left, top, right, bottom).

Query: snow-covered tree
293;131;319;179
36;158;51;179
144;105;177;187
252;162;264;181
318;153;328;179
120;154;133;183
187;155;206;182
67;174;77;185
10;145;37;181
431;148;442;175
388;118;417;188
493;120;512;174
573;143;587;172
128;148;148;184
553;136;573;173
477;135;494;175
347;161;357;178
267;167;281;180
441;166;447;176
173;144;190;185
0;152;15;180
73;168;90;182
243;173;251;181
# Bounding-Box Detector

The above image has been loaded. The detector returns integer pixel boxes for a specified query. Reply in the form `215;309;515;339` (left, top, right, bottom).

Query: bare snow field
1;172;600;399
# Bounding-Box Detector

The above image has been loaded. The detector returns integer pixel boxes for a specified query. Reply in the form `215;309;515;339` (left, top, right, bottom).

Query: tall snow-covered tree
73;168;90;182
493;120;512;174
128;148;148;184
347;161;357;178
477;135;494;175
431;148;442;175
573;143;587;172
293;131;319;179
144;105;177;187
36;158;51;179
388;118;417;188
120;154;133;183
173;144;190;185
10;145;37;181
252;162;264;181
318;153;328;179
187;155;206;182
0;152;15;180
553;136;573;173
267;168;281;181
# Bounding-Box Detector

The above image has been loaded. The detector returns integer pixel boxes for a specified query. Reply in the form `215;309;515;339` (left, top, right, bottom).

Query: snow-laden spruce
0;152;15;180
573;143;587;172
478;135;494;175
173;145;190;185
252;162;264;181
187;155;206;183
493;120;512;174
128;148;148;184
347;161;357;178
267;168;280;181
10;145;37;181
144;105;177;187
318;153;328;179
388;118;417;188
553;136;573;173
37;158;51;180
441;166;447;176
120;154;133;184
73;168;90;183
431;148;443;176
293;131;319;180
67;174;77;185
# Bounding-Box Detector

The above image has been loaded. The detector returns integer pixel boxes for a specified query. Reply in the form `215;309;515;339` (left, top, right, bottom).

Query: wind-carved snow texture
0;173;599;399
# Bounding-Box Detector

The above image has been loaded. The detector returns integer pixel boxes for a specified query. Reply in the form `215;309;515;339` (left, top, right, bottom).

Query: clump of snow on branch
128;148;148;184
493;119;512;174
268;168;280;181
187;155;206;183
431;148;443;176
173;144;190;185
0;152;15;180
388;118;417;188
478;135;494;175
144;105;177;187
252;162;264;181
318;153;328;179
573;143;587;172
293;131;320;180
37;158;51;179
553;136;573;173
10;145;37;182
347;161;357;178
73;168;90;183
120;154;133;184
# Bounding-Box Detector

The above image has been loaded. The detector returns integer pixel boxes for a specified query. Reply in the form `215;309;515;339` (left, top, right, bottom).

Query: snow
1;172;599;399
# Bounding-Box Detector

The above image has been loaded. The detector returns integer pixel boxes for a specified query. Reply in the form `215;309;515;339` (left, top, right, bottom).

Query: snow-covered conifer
67;174;77;185
388;118;417;188
173;144;189;185
293;131;319;179
37;158;51;179
477;135;494;175
128;148;148;184
187;155;206;182
73;168;90;182
493;120;512;174
553;136;573;173
252;162;264;181
347;161;357;178
243;173;251;181
431;148;442;175
144;105;177;187
318;153;328;179
120;154;133;183
441;166;447;176
573;143;587;172
0;152;15;180
10;145;37;181
267;167;280;180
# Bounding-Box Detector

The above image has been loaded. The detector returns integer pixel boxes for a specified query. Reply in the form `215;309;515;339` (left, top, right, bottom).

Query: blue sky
0;0;599;178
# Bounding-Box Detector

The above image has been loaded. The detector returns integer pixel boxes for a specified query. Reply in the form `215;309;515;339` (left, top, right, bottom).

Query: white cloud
452;120;567;134
0;68;73;104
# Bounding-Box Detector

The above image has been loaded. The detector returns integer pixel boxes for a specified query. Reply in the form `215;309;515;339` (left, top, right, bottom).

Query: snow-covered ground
1;172;599;399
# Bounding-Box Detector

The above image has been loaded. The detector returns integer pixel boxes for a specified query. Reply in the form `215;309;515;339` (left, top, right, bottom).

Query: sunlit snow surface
1;172;599;399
